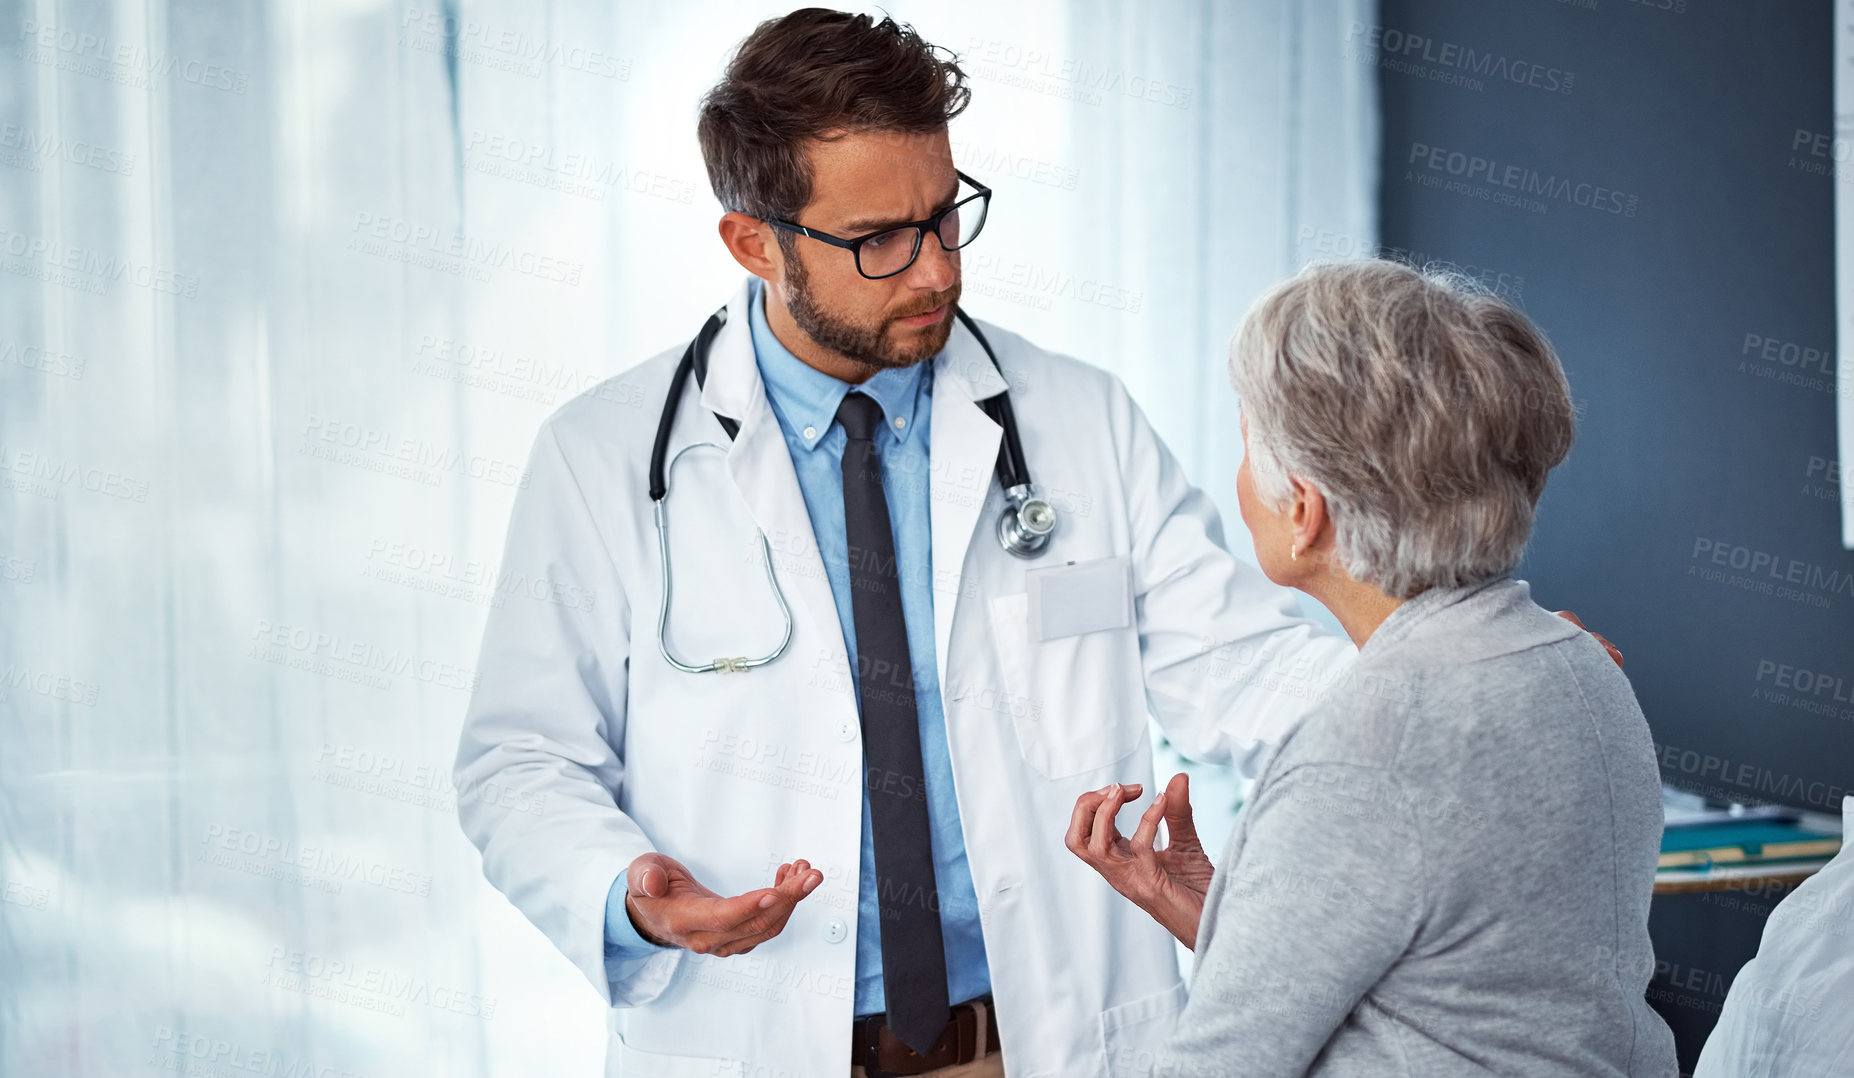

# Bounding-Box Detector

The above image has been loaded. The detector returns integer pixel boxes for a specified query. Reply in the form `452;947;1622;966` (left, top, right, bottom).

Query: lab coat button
836;720;857;742
824;918;848;943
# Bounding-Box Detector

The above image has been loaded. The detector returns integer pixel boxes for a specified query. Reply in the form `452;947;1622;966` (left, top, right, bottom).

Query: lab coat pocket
607;1030;745;1078
986;590;1144;781
1100;981;1188;1078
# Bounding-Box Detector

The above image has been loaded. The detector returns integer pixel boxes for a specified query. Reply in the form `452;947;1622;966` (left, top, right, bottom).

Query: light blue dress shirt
604;280;992;1018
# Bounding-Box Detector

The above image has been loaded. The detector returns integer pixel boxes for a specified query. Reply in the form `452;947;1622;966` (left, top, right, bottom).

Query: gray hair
1229;260;1576;599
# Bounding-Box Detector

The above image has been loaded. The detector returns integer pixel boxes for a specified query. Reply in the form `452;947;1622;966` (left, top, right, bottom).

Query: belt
851;996;1000;1077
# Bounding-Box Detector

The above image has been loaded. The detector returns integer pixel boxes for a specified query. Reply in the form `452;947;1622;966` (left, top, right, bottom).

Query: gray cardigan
1156;577;1678;1077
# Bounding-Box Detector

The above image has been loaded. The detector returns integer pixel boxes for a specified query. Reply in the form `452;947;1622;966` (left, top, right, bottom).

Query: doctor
454;9;1620;1078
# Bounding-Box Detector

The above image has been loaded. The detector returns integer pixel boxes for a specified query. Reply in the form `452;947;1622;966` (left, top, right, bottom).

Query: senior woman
1067;261;1678;1077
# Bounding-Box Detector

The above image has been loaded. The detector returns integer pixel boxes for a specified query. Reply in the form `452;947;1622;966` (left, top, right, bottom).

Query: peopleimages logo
15;19;252;93
398;7;629;80
1407;143;1638;216
1656;741;1848;812
1756;660;1853;700
1689;537;1854;604
0;124;136;174
346;212;584;287
0;228;201;297
1753;659;1854;726
1344;23;1575;95
961;36;1194;109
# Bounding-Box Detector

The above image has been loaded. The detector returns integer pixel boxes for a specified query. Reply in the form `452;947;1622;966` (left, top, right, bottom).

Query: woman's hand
1065;771;1216;949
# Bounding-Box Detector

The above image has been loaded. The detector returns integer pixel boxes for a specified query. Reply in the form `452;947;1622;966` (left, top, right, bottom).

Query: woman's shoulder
1275;580;1644;782
1267;661;1426;777
1348;580;1635;715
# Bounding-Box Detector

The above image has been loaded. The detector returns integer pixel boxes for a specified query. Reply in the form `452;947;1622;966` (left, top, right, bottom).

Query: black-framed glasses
764;169;991;280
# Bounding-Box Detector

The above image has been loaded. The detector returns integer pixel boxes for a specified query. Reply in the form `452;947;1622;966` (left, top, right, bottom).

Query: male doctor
455;9;1621;1078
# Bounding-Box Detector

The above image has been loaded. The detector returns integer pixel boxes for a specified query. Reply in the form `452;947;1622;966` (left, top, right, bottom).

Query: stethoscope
646;304;1056;674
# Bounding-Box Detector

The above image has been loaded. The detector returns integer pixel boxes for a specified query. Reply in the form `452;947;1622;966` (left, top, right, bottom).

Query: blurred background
0;0;1848;1075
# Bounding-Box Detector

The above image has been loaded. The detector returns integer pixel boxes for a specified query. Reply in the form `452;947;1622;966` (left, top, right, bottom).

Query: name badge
1026;553;1132;641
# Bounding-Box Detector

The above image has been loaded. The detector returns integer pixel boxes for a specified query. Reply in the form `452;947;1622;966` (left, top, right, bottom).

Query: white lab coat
1694;794;1854;1078
454;277;1355;1078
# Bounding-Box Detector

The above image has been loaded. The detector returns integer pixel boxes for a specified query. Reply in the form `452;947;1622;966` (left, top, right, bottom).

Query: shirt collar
747;278;929;451
1357;574;1514;663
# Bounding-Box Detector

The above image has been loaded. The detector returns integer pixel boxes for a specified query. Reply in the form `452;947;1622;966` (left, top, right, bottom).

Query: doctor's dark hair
697;8;970;222
1229;260;1577;600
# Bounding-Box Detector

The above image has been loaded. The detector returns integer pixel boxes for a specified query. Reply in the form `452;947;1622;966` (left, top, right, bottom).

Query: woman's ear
1287;476;1329;559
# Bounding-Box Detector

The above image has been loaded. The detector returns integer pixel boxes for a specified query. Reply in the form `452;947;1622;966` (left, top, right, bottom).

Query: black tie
836;392;949;1056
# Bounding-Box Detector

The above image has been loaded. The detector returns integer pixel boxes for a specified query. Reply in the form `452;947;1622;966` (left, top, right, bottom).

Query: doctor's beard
782;242;960;371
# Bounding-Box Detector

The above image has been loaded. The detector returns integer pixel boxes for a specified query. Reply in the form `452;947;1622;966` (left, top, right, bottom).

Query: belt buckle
860;999;990;1077
861;1016;902;1078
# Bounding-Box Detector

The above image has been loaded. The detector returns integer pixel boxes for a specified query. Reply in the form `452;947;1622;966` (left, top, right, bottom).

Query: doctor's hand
1065;772;1216;950
623;853;823;958
1553;609;1623;668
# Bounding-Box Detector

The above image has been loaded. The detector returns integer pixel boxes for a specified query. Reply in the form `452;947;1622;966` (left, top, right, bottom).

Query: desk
1653;859;1831;894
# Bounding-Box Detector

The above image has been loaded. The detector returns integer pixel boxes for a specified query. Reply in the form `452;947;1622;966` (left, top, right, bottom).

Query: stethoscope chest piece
998;484;1056;558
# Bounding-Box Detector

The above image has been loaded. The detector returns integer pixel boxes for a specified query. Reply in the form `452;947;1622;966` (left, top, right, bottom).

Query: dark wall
1373;3;1846;1069
1375;0;1850;814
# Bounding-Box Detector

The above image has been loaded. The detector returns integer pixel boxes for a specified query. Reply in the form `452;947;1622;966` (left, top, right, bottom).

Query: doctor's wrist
624;889;674;949
604;875;674;954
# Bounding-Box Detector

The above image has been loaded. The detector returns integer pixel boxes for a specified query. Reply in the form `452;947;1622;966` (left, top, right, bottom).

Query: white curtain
0;1;1374;1073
